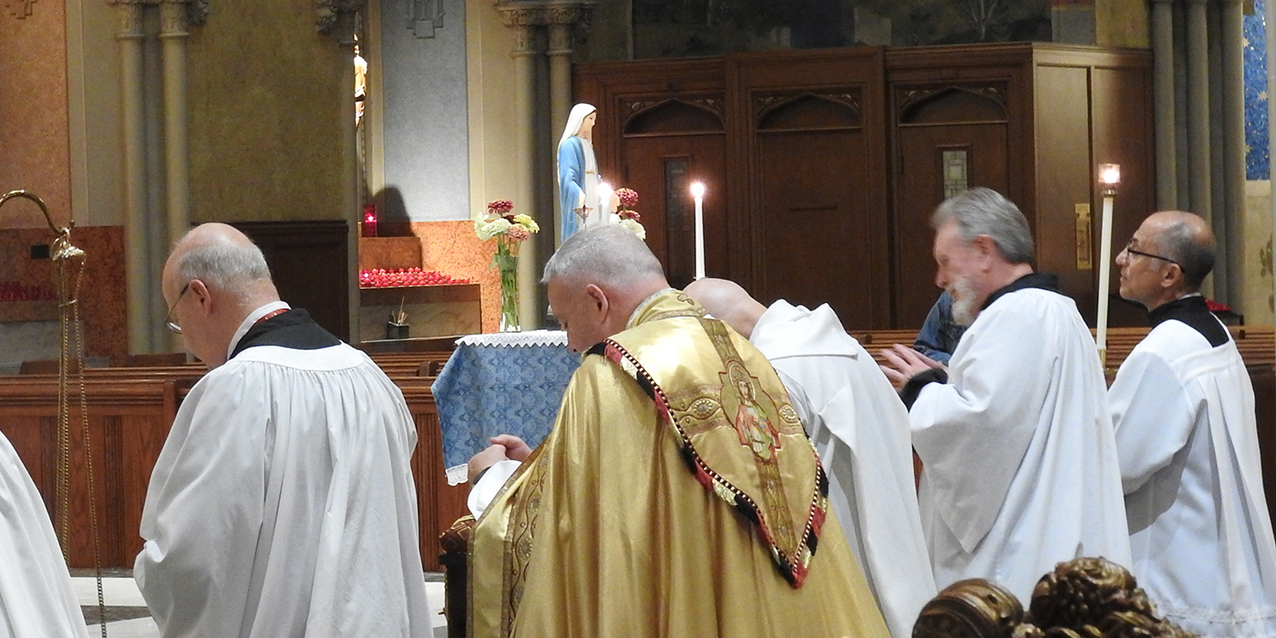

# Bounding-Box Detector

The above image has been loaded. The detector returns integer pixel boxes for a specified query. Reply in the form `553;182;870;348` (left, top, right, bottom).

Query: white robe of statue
1111;318;1276;638
910;287;1132;601
750;300;935;638
0;432;89;637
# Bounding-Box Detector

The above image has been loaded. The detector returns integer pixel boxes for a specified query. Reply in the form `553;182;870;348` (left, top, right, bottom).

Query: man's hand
468;444;509;483
879;344;944;390
490;434;533;462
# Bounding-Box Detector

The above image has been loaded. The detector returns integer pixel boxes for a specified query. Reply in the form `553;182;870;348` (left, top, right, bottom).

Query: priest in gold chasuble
468;226;890;638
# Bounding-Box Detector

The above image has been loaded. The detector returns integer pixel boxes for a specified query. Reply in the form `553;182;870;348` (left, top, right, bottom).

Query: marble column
1151;0;1176;210
510;19;541;329
1185;0;1211;222
114;1;152;353
159;0;190;350
1220;0;1245;307
547;21;573;247
158;1;190;250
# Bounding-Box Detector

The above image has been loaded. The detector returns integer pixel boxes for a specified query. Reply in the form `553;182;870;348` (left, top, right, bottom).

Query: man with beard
880;187;1130;602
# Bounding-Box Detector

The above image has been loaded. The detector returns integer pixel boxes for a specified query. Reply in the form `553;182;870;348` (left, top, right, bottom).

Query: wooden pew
0;360;466;572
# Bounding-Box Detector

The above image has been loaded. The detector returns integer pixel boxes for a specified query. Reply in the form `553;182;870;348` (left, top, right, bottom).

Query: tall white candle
691;182;706;279
1095;164;1120;365
1096;194;1115;356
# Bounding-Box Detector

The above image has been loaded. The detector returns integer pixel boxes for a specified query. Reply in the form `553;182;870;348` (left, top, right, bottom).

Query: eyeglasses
164;282;191;334
1121;240;1180;267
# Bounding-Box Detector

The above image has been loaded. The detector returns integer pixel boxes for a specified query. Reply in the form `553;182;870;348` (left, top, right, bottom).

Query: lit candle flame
690;182;706;199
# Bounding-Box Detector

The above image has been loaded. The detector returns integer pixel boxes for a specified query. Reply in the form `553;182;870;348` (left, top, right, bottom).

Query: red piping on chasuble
591;338;827;588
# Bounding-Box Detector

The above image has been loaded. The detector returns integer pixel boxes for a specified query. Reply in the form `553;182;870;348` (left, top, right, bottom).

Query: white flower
618;218;646;241
475;217;512;241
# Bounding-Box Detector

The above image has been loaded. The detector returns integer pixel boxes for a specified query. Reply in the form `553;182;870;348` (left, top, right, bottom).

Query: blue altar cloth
431;330;580;484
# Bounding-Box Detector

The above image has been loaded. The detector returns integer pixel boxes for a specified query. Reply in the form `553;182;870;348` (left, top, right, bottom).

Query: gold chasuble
469;290;891;638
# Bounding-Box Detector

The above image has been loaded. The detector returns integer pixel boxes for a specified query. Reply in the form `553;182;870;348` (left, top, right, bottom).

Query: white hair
542;225;664;288
931;187;1034;265
172;235;272;293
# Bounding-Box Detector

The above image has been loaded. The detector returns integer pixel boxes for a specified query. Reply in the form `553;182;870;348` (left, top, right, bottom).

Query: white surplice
750;300;936;638
1110;319;1276;638
0;431;89;638
135;311;430;637
910;287;1131;601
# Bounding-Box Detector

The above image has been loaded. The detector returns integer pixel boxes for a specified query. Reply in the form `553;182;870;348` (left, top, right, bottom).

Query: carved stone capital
495;1;595;48
316;0;362;34
158;0;189;37
113;1;145;39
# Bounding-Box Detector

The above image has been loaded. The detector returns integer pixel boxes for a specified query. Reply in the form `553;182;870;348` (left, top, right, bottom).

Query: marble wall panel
0;226;127;361
0;1;72;229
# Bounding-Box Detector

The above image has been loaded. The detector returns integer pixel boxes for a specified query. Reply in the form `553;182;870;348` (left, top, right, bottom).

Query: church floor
69;570;450;637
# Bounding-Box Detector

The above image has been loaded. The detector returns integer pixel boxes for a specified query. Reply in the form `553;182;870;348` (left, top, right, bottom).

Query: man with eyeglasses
1108;210;1276;638
135;223;431;637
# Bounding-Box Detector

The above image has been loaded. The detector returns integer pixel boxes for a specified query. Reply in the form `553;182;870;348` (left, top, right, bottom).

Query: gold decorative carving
913;558;1196;638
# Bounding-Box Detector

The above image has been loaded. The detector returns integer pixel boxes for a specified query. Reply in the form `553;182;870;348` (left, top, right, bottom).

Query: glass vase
493;238;519;332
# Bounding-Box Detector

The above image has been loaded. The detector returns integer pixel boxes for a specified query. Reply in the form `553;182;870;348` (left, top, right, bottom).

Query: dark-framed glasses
1121;240;1180;267
164;282;192;334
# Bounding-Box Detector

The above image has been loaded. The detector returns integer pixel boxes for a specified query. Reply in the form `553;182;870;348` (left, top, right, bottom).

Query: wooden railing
0;349;469;571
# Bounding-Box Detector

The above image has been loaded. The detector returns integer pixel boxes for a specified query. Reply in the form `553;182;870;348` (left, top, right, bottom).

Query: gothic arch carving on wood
621;97;725;136
754;91;862;131
898;85;1009;125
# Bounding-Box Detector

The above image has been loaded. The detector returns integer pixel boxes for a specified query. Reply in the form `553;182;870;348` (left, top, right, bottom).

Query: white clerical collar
626;287;675;329
228;301;291;361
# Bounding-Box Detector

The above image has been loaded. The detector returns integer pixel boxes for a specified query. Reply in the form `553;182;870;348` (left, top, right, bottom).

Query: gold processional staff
0;190;106;637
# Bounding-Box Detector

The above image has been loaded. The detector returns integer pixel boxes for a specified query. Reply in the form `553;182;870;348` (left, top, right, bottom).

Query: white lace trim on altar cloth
456;329;568;348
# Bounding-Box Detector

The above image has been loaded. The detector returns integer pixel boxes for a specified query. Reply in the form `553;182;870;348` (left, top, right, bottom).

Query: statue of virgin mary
557;103;613;243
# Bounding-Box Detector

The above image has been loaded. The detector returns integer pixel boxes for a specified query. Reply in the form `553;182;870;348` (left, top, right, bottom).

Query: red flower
615;188;639;210
1206;299;1232;312
618;209;641;222
487;199;514;215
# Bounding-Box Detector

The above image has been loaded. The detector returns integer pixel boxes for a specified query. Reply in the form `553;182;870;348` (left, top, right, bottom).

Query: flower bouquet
475;199;540;331
614;188;645;240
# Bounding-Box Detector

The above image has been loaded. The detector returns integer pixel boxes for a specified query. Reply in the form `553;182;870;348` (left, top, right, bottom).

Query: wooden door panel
755;128;887;329
620;135;726;289
893;123;1010;329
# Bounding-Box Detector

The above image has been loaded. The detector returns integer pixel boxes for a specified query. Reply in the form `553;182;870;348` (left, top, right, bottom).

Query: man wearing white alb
135;223;431;637
0;430;90;637
1109;211;1276;638
880;187;1130;602
685;277;936;638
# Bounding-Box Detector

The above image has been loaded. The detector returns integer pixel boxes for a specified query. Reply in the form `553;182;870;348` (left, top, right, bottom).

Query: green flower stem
491;237;519;331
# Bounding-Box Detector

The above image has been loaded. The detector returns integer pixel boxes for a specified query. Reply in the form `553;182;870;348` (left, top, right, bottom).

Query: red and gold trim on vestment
587;317;830;588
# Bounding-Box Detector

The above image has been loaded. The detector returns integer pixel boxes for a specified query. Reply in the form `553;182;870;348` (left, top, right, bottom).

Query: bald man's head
683;278;767;339
162;223;280;367
1145;211;1215;289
